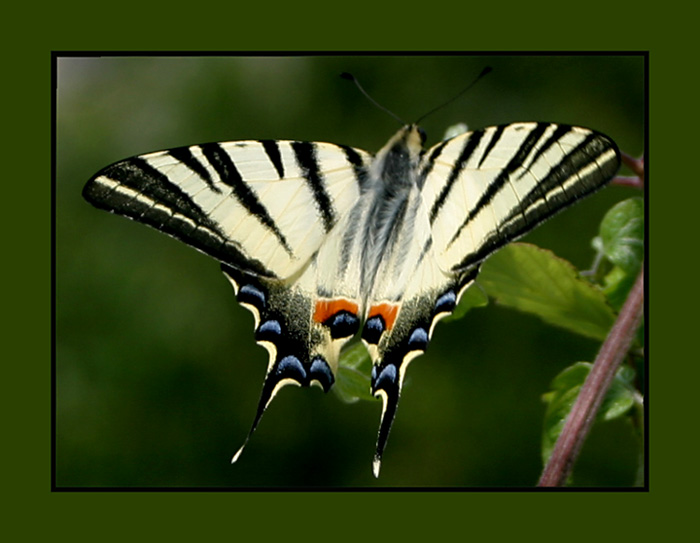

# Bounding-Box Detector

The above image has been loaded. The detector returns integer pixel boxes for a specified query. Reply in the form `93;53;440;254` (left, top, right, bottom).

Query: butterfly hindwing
222;263;349;461
363;263;481;476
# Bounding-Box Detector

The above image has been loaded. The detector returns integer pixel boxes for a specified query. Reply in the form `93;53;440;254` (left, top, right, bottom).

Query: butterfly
83;116;620;477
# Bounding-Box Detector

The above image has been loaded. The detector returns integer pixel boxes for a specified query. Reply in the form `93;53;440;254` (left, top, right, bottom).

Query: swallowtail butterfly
83;110;620;477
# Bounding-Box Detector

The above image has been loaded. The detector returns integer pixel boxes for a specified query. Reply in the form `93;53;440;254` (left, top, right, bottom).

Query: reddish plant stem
611;152;644;189
611;175;643;189
538;267;645;487
621;152;644;178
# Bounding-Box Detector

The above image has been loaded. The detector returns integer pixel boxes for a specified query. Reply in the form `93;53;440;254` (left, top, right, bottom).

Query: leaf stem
537;267;644;487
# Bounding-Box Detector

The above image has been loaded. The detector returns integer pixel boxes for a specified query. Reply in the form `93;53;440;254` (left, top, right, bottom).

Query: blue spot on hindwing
372;364;397;392
309;356;334;392
434;290;456;315
407;327;428;350
238;283;266;309
256;319;282;341
276;355;307;382
362;315;385;345
328;311;359;339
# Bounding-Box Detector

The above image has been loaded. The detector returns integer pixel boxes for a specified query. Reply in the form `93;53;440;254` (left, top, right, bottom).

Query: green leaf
602;264;638;311
338;341;371;370
593;199;644;312
444;282;489;322
600;365;637;421
333;342;375;403
541;362;637;464
598;197;644;275
479;243;616;341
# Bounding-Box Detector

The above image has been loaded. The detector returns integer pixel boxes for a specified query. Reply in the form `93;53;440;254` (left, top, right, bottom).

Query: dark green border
11;2;674;538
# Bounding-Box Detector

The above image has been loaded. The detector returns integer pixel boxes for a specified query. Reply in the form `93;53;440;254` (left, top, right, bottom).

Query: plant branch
621;151;644;178
611;175;644;189
612;152;645;189
538;267;645;487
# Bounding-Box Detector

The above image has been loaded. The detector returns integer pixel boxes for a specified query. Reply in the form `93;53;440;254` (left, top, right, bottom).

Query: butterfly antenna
415;66;492;124
341;72;405;126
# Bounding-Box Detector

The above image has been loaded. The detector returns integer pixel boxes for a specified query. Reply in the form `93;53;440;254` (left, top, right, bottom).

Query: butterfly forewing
421;123;620;273
84;140;372;279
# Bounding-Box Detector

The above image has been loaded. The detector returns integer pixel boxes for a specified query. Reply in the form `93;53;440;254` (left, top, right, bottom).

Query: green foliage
596;197;645;275
473;196;644;341
334;342;375;403
478;243;616;341
476;196;644;481
446;282;489;321
593;197;645;311
540;362;639;465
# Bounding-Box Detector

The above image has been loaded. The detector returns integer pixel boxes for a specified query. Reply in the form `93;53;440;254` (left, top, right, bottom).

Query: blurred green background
56;55;644;488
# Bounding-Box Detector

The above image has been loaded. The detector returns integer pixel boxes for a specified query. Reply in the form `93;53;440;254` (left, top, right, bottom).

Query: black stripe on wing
200;142;294;256
417;139;449;191
477;124;507;168
167;146;221;194
453;127;620;271
260;139;285;179
83;156;274;277
339;144;371;191
522;123;573;171
428;129;485;224
451;123;551;243
291;141;336;232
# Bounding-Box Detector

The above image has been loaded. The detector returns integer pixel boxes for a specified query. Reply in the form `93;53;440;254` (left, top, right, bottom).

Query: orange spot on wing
314;298;359;323
368;303;399;331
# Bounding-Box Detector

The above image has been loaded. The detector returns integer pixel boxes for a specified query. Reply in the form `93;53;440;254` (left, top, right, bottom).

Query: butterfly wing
83;140;371;279
83;139;373;459
423;122;621;272
364;123;620;475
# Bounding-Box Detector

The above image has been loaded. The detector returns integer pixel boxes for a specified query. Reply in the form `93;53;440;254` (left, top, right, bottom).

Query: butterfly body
84;119;620;476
